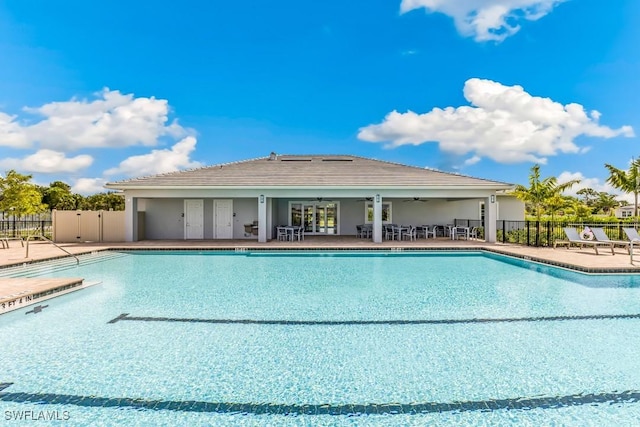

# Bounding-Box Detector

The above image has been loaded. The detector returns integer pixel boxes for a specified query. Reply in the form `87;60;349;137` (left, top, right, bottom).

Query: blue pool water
1;250;640;426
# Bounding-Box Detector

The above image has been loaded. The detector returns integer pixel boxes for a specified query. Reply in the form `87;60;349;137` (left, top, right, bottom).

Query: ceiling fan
403;197;429;203
356;197;374;202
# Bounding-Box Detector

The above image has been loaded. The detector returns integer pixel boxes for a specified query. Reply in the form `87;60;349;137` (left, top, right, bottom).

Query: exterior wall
233;198;259;239
339;199;361;235
142;199;184;239
494;196;525;220
615;206;635;218
141;198;260;240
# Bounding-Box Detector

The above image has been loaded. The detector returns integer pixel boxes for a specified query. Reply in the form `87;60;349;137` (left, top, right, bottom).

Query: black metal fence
0;213;53;239
454;219;640;247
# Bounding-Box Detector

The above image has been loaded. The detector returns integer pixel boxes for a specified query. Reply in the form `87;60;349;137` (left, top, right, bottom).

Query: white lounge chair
590;227;630;254
554;227;615;255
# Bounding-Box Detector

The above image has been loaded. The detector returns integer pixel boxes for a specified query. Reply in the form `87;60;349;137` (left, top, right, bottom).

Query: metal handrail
25;228;80;265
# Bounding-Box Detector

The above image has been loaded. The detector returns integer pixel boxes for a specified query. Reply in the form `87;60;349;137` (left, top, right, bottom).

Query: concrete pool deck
1;236;640;273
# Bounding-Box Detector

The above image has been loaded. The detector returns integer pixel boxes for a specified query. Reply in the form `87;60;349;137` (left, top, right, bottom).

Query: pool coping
2;245;639;275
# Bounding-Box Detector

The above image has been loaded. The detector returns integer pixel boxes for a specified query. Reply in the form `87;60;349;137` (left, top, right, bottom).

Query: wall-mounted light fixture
375;194;380;203
490;195;495;203
260;195;264;203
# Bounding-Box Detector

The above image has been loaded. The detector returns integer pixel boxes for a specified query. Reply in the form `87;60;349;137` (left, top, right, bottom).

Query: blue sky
0;0;638;198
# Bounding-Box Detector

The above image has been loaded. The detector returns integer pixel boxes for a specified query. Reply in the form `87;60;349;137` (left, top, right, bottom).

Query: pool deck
0;277;85;315
1;236;640;273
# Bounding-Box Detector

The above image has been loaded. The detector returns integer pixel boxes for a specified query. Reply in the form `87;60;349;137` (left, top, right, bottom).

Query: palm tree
513;164;580;220
605;159;640;217
593;192;619;215
544;194;573;221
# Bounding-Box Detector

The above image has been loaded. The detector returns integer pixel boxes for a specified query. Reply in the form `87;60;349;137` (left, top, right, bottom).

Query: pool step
0;251;129;278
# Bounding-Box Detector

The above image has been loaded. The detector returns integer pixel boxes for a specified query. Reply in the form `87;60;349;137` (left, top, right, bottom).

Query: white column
485;195;497;243
124;196;138;242
372;194;382;243
266;197;273;240
258;195;267;243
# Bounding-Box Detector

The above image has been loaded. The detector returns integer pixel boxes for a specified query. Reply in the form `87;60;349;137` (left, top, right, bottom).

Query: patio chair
452;226;469;240
554;227;614;255
590;227;630;254
402;226;417;241
276;226;289;241
469;227;479;240
417;225;436;239
623;227;640;243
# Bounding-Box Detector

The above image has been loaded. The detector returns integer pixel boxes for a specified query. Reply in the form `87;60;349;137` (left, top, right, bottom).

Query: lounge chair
623;227;640;243
590;227;630;254
554;227;615;255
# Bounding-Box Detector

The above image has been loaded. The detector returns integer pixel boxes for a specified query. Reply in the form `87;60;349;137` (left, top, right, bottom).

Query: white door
184;199;204;239
214;199;233;239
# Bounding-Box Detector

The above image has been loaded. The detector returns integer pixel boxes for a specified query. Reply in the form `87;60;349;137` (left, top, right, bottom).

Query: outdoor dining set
356;224;479;241
275;225;305;241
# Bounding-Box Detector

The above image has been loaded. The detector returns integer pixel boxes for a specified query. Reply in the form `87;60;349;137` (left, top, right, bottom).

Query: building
105;154;524;243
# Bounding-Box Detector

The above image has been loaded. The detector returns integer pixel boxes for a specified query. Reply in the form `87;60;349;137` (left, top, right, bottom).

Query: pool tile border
2;245;640;275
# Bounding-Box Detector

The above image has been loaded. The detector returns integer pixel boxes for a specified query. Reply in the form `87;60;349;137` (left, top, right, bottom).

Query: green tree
576;188;598;207
571;200;593;221
544;194;573;221
0;170;47;216
605;159;640;216
83;193;124;211
593;192;619;215
513;164;580;220
43;181;83;210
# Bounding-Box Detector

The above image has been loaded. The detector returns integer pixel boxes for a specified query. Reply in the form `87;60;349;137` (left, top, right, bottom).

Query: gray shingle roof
105;154;513;189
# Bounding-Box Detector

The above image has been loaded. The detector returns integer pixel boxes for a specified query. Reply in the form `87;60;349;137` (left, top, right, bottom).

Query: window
621;210;632;218
365;202;392;224
291;203;302;226
479;201;499;222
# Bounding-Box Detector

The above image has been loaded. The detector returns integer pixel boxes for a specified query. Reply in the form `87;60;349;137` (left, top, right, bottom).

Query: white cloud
0;88;188;150
358;78;634;164
400;0;566;42
0;149;93;173
105;136;202;177
557;171;633;203
0;112;29;148
71;178;109;195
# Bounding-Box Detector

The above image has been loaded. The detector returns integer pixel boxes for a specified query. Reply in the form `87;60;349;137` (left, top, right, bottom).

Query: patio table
393;226;410;241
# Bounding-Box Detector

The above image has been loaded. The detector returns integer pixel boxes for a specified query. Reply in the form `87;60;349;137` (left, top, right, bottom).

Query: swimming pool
1;250;640;426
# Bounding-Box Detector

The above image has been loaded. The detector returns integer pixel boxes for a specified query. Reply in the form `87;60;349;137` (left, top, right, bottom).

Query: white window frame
479;201;499;222
365;202;392;224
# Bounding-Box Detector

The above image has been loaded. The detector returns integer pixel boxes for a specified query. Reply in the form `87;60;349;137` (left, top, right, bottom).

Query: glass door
314;203;337;234
290;202;339;234
303;205;314;233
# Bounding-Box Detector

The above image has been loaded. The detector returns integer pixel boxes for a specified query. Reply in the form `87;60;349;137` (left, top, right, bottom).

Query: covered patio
106;154;523;244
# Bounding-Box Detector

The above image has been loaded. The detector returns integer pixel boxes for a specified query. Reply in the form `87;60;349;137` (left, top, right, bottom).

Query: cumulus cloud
105;136;202;177
0;149;93;173
400;0;566;42
0;88;187;150
72;178;109;195
358;78;634;164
